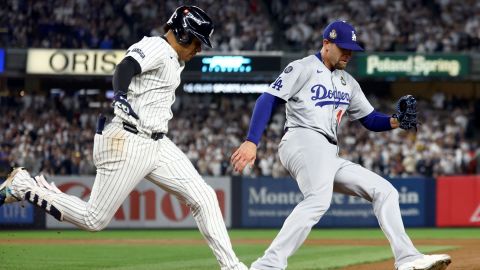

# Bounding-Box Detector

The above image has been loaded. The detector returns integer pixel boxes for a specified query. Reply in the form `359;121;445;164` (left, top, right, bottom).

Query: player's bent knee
388;187;400;201
200;185;218;204
305;193;332;217
83;211;112;232
189;184;219;211
83;220;109;232
375;183;399;203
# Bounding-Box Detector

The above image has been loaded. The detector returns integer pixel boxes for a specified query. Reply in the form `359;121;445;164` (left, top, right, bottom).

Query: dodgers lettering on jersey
114;36;185;134
265;54;374;141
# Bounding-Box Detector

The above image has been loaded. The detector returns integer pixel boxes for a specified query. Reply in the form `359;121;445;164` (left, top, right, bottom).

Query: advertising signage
45;176;232;228
357;53;469;77
0;203;34;224
437;176;480;227
241;177;435;228
26;50;283;77
0;49;4;73
27;49;125;75
185;55;282;73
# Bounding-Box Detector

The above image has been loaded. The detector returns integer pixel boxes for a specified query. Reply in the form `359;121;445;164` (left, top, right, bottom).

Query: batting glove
112;94;139;119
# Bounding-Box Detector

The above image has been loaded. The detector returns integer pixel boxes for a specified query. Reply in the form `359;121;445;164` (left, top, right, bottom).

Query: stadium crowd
1;0;479;52
0;92;478;179
0;0;274;52
268;0;480;52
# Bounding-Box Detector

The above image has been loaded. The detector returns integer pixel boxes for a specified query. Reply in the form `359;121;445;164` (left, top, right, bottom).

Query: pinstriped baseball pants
40;123;246;270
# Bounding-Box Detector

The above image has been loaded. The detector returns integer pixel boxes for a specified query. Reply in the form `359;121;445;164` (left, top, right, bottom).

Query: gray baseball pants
251;127;422;270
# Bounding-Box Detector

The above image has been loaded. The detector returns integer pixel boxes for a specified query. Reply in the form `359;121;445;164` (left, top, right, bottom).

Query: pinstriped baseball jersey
5;35;248;269
114;36;185;134
265;53;374;142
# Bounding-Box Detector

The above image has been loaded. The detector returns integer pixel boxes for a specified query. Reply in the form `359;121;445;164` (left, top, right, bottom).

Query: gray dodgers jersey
114;36;185;134
265;53;374;142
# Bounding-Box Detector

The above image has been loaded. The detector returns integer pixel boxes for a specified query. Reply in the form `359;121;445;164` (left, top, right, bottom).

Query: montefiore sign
248;187;303;205
358;54;469;77
241;177;435;228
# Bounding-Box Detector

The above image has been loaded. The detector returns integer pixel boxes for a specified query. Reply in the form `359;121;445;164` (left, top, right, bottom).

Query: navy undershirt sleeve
358;110;393;132
246;93;283;145
112;56;141;96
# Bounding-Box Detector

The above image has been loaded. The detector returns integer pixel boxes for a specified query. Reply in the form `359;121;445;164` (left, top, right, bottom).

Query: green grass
1;228;478;239
231;227;480;239
0;228;476;270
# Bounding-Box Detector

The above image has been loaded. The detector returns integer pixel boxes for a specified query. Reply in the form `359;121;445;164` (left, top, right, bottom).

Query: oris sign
27;49;125;75
46;176;231;228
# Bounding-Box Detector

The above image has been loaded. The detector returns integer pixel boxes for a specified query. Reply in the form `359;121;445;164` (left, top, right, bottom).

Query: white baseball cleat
397;254;451;270
34;175;62;193
0;167;37;206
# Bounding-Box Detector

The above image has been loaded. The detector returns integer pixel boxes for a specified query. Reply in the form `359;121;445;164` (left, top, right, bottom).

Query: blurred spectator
266;0;480;52
1;0;274;51
1;91;478;179
3;0;479;52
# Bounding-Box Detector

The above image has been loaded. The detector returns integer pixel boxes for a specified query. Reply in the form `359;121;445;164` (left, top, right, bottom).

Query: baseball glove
393;95;418;131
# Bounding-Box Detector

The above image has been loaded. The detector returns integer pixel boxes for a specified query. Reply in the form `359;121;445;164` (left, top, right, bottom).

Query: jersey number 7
336;109;345;126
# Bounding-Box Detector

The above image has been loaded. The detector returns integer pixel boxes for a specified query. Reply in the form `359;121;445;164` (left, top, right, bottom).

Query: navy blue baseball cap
322;20;364;51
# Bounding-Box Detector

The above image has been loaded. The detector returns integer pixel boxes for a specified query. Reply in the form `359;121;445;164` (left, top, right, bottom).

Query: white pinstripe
20;36;247;269
115;36;184;134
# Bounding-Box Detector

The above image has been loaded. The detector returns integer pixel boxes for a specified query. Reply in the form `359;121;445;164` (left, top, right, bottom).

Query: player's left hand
112;94;139;119
392;95;418;131
231;141;257;173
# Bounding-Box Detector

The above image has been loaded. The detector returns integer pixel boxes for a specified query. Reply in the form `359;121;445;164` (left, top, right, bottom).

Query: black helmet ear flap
172;26;193;45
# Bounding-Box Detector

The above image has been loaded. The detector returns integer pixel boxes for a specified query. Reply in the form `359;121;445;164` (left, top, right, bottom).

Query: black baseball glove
393;95;418;131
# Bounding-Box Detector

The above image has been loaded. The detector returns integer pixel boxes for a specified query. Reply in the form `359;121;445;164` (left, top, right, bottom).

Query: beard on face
334;61;347;70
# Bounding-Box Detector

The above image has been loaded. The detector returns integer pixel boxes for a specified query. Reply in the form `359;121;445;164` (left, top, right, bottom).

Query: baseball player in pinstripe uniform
0;6;247;270
231;21;450;270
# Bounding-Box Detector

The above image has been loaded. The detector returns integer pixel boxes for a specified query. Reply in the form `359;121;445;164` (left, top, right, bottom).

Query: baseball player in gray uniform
0;6;247;270
231;21;450;270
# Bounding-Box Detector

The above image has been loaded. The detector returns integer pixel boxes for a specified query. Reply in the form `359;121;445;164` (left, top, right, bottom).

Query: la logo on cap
329;29;337;39
352;31;357;41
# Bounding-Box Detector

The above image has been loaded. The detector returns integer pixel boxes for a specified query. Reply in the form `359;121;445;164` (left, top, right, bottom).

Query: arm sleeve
358;110;393;132
112;56;141;96
246;93;283;145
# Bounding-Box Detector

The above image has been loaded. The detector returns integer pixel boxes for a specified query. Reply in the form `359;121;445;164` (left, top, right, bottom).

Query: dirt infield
3;238;479;269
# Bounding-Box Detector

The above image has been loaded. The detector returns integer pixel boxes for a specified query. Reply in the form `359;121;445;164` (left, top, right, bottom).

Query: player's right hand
231;141;257;173
112;94;139;119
